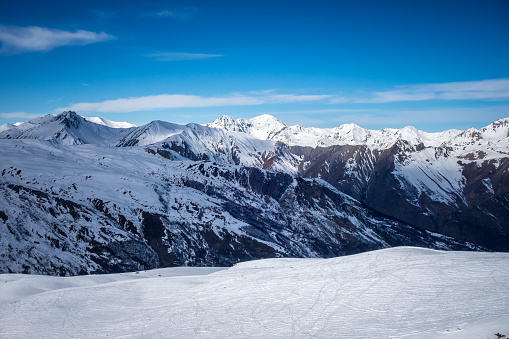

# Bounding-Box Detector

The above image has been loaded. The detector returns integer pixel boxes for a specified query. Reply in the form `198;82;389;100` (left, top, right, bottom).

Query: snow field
1;247;508;338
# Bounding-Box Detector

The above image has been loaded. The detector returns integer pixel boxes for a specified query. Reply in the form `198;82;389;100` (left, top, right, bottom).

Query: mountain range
1;111;507;275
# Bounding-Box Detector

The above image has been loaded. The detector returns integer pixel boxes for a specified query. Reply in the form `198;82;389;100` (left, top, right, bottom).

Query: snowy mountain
0;111;130;145
118;119;301;173
84;116;137;128
1;247;508;338
207;115;509;250
0;138;478;275
1;111;508;275
207;114;287;140
207;114;464;148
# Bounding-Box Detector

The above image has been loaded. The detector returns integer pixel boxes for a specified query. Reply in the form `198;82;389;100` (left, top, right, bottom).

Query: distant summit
0;111;123;145
84;116;137;129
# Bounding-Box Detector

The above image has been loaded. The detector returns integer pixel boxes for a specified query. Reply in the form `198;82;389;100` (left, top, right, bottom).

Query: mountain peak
248;114;285;126
480;117;509;137
334;123;363;131
208;115;249;132
246;114;287;140
55;111;83;129
207;114;287;140
0;123;16;133
57;111;80;121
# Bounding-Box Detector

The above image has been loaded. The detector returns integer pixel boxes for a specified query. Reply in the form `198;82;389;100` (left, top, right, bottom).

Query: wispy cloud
330;79;509;103
57;93;331;113
0;112;45;119
149;7;197;21
250;108;374;116
0;25;116;54
92;10;117;22
155;10;175;17
146;52;222;61
268;94;331;103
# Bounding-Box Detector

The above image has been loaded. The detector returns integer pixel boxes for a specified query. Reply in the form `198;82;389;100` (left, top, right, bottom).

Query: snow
392;147;466;205
1;115;135;133
206;115;250;133
84;116;137;128
0;123;15;133
120;120;185;146
246;114;287;140
0;247;508;338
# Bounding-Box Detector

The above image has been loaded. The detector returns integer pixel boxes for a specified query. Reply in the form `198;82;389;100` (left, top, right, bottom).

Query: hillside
1;247;508;338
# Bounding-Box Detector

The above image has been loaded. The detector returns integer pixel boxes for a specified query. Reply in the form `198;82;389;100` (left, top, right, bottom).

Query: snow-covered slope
119;120;301;173
207;114;287;140
0;139;478;275
116;120;185;146
1;247;508;338
84;116;137;128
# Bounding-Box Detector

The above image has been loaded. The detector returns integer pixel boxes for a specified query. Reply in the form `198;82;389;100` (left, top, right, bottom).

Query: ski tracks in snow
1;248;509;338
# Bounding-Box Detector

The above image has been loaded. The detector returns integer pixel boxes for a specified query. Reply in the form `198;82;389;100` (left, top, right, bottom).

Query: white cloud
58;93;331;113
414;78;509;93
156;10;175;17
146;52;222;61
0;112;45;119
247;89;279;95
267;94;331;103
330;79;509;103
366;91;437;103
150;7;197;21
250;108;375;116
0;25;116;54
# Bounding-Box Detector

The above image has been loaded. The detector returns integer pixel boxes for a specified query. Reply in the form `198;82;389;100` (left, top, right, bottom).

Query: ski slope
1;247;508;338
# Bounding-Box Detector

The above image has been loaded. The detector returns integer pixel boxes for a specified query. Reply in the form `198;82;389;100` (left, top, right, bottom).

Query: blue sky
0;0;508;131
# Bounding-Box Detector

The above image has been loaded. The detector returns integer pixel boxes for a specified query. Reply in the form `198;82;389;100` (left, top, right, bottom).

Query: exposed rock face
289;142;509;251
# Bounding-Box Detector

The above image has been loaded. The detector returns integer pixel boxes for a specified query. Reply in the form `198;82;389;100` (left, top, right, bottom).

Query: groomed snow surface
1;247;508;338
